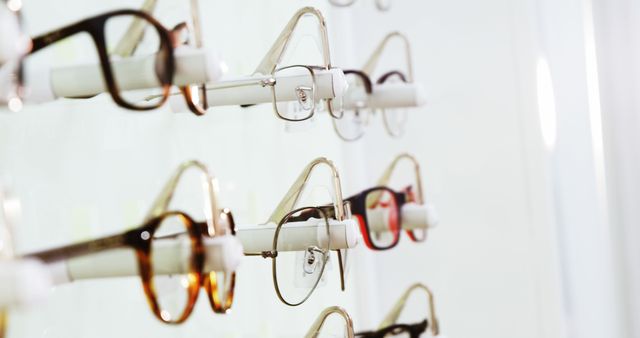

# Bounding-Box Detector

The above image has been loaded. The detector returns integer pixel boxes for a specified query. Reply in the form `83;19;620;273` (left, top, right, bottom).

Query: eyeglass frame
27;9;176;111
20;160;237;324
245;157;351;306
332;68;410;141
305;306;355;338
356;283;439;337
113;0;214;116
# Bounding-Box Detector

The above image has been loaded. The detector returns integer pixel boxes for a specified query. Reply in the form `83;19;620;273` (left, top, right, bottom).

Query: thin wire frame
377;283;440;336
253;6;344;120
304;306;356;338
331;69;373;142
145;160;237;314
271;206;331;306
245;158;350;305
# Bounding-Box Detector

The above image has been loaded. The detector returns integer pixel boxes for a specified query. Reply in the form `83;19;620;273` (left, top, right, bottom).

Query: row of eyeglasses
0;153;438;330
0;1;426;141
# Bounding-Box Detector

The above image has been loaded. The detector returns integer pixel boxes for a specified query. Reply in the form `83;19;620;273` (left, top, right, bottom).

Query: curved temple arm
254;7;332;75
362;31;414;83
267;157;346;224
112;0;158;57
378;283;439;336
304;306;355;338
112;0;203;57
376;153;424;204
145;160;223;237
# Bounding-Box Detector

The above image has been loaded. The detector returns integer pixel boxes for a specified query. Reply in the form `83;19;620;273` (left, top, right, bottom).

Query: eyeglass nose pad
295;85;314;110
303;247;322;274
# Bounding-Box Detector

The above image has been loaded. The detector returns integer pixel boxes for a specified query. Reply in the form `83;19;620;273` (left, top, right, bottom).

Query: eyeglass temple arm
376;153;424;204
112;0;204;58
30;20;87;54
253;6;332;76
145;160;222;236
23;232;129;264
111;0;158;57
267;157;345;224
378;283;440;336
304;306;356;338
361;31;414;83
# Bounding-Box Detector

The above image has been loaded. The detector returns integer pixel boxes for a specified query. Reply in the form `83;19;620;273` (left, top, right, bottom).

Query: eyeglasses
375;153;430;243
304;306;355;338
328;0;391;11
332;32;415;141
356;283;440;338
190;7;343;121
111;0;212;116
25;9;177;111
21;161;237;324
246;157;351;306
0;0;29;112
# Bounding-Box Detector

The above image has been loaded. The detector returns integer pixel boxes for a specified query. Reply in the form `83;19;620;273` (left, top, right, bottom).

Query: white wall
1;0;634;337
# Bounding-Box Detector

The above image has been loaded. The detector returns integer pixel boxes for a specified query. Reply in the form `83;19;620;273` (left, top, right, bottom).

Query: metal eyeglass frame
208;6;342;121
332;31;415;141
246;157;351;306
304;306;355;338
327;0;391;12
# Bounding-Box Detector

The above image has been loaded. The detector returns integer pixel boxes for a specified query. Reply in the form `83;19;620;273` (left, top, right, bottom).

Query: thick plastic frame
146;160;237;314
20;160;238;324
113;0;212;116
375;153;428;242
28;9;176;111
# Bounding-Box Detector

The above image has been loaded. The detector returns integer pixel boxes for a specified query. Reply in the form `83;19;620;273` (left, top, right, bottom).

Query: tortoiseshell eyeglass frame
146;160;237;314
111;0;211;116
22;211;206;325
19;161;238;324
245;157;351;306
27;9;176;111
304;306;355;338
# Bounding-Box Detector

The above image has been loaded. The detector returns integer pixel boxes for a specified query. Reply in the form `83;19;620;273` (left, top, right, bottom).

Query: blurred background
1;0;639;337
